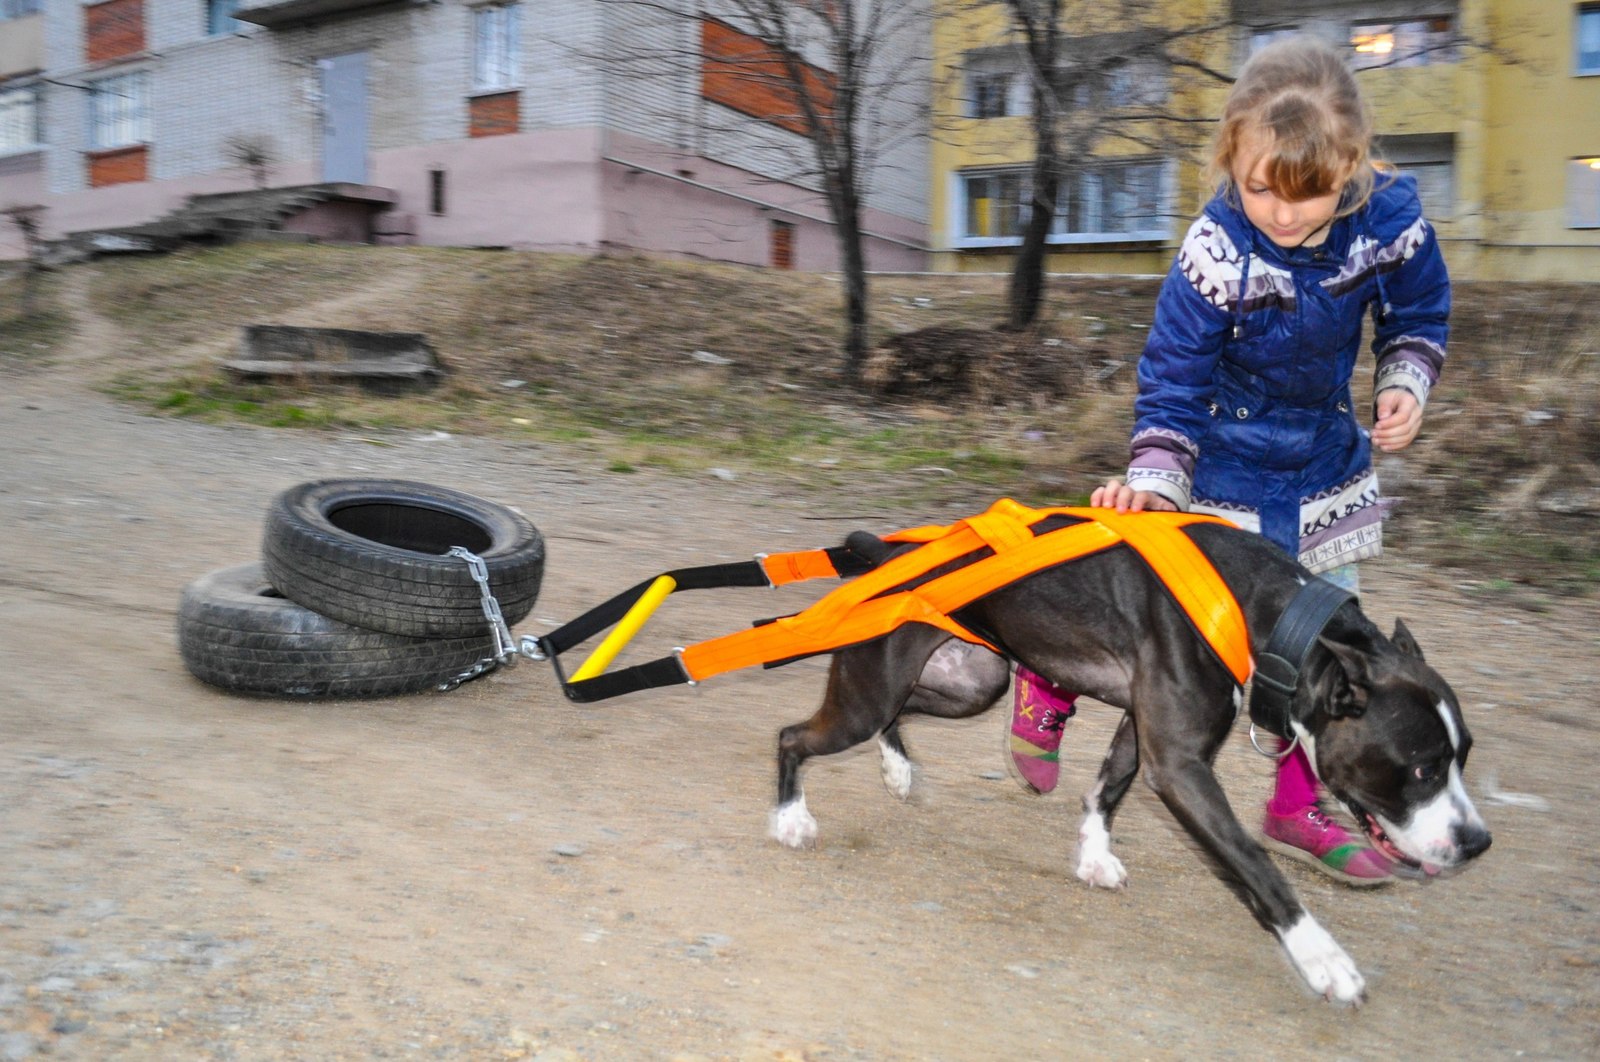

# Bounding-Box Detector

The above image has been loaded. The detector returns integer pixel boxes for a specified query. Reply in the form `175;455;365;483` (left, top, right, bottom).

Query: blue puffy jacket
1124;171;1450;571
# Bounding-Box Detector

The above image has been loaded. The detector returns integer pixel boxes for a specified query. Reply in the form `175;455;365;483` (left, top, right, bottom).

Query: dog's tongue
1421;862;1442;878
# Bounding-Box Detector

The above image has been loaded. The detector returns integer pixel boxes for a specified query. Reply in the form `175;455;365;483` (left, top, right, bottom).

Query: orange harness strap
679;500;1253;687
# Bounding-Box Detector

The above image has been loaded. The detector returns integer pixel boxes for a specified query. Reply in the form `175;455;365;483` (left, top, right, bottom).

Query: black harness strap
536;544;881;702
1248;576;1356;737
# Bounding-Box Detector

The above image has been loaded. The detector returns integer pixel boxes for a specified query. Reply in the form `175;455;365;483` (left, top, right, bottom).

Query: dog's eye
1412;763;1439;784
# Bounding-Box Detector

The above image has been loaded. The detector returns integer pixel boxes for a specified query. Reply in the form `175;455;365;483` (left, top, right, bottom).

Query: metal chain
438;546;527;691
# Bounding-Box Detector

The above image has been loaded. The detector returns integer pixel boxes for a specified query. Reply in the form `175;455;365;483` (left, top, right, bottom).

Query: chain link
437;546;533;691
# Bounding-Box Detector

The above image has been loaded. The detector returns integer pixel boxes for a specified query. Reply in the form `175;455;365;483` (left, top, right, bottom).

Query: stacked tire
178;479;545;699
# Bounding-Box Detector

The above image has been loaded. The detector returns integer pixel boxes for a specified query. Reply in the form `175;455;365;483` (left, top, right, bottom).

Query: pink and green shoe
1262;805;1396;886
1007;667;1076;794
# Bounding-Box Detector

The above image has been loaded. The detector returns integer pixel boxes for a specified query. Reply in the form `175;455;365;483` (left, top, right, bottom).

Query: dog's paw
877;737;913;801
1075;811;1128;889
1075;848;1128;889
1279;914;1367;1005
768;797;819;849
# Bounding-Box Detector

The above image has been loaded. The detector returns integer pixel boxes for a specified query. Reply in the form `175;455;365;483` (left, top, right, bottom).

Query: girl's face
1233;135;1349;249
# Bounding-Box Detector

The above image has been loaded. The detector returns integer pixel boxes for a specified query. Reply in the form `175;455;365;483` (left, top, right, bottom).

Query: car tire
178;563;498;698
261;478;545;639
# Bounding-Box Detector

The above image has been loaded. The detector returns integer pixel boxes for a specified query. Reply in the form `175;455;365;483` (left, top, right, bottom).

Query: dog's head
1294;619;1491;877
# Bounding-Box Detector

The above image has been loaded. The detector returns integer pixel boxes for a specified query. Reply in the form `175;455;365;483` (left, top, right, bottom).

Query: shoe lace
1304;806;1337;831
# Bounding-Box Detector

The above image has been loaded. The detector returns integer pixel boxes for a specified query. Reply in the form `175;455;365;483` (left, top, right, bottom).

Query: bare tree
596;0;928;383
964;1;1230;328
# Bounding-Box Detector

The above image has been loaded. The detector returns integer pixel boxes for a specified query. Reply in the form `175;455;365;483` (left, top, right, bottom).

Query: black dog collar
1248;576;1357;738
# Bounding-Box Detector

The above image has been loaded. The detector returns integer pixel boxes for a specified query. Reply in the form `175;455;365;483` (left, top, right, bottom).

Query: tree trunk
834;182;871;383
1007;115;1057;330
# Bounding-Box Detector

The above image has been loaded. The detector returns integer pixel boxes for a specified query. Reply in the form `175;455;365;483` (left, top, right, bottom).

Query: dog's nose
1456;824;1492;862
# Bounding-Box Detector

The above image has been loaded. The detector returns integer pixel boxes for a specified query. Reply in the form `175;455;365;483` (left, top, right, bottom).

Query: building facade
931;0;1600;283
0;0;929;269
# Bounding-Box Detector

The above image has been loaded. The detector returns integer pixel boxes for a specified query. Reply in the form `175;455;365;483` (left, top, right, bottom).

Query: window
473;3;520;91
0;0;41;19
963;170;1025;240
1351;17;1456;69
1569;157;1600;228
1248;27;1300;57
207;0;242;35
970;71;1014;119
1062;54;1166;110
1053;160;1166;241
1404;162;1455;219
0;85;41;154
1380;134;1456;220
957;160;1167;246
88;71;149;150
1579;5;1600;75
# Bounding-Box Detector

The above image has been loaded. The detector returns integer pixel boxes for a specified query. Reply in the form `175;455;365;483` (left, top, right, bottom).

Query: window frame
0;83;42;156
472;2;521;93
969;70;1013;119
1350;16;1457;70
953;159;1171;248
1568;156;1600;228
206;0;243;37
0;0;42;21
87;69;150;152
1578;4;1600;76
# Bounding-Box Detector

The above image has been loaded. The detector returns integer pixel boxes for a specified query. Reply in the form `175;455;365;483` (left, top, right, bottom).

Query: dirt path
2;334;1598;1060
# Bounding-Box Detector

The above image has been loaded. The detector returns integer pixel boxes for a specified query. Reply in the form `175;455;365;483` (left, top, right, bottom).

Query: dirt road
2;358;1598;1060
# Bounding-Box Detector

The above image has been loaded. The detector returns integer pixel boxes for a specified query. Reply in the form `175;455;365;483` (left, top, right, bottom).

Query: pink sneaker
1008;668;1076;794
1262;805;1396;886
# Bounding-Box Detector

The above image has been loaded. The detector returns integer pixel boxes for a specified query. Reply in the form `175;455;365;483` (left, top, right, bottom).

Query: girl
1010;34;1450;886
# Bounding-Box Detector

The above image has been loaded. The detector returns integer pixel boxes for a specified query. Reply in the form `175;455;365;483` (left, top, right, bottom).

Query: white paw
878;737;913;800
1279;914;1366;1005
768;797;819;849
1075;811;1128;889
1075;848;1128;889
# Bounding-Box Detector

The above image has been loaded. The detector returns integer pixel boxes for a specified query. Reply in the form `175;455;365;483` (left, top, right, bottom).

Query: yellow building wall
930;0;1600;282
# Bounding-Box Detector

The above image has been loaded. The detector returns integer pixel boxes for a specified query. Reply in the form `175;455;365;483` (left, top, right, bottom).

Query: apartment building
931;1;1600;282
0;0;928;269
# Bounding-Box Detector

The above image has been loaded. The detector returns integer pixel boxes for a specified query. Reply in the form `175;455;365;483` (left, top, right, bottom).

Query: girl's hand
1090;479;1179;513
1372;390;1423;452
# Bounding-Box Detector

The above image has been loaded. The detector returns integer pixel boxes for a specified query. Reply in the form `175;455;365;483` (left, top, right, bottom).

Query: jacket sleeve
1370;213;1451;410
1125;224;1234;510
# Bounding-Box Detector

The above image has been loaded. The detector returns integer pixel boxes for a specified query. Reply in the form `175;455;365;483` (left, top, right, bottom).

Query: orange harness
539;500;1253;703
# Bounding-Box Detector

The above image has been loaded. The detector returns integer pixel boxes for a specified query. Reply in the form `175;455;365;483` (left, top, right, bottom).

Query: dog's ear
1391;618;1425;661
1318;636;1372;718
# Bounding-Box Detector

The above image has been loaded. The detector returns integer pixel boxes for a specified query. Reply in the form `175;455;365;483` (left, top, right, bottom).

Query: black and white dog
767;517;1490;1004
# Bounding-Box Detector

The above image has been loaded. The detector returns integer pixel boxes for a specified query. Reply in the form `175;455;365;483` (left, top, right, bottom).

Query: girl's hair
1209;35;1379;217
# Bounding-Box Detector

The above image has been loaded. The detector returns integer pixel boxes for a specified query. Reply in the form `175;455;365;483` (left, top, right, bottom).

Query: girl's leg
1261;744;1393;884
1258;565;1392;883
1008;667;1077;794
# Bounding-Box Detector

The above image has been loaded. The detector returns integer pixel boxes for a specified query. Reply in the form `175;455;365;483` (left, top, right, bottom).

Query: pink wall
599;132;926;272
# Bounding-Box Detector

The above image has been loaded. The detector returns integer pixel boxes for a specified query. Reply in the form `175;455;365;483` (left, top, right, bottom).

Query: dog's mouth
1347;800;1441;878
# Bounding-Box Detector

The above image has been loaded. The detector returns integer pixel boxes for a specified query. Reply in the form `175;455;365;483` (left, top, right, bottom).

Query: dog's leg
771;625;957;849
1077;712;1139;889
1137;713;1366;1005
877;722;913;801
878;639;1008;802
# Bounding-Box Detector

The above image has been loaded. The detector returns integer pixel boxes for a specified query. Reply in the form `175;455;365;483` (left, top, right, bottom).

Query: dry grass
3;242;1596;593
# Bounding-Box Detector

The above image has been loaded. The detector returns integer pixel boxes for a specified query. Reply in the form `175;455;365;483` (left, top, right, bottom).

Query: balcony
234;0;418;29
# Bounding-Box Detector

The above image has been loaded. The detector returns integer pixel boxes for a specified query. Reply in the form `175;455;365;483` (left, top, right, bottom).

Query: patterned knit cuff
1125;468;1191;511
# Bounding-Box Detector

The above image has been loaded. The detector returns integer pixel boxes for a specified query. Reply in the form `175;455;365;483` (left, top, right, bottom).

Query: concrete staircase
47;183;400;264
